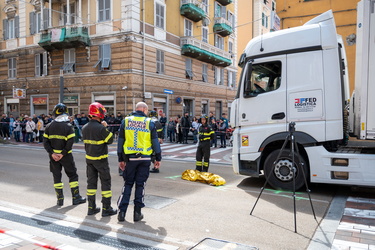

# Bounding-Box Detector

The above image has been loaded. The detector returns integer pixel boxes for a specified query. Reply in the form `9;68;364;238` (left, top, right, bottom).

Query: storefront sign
64;95;79;104
33;97;47;105
13;88;26;99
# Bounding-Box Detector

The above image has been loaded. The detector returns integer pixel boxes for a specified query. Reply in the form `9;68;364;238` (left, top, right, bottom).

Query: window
272;2;276;11
63;48;76;73
3;17;19;40
185;58;193;79
214;67;224;85
8;58;16;79
227;11;235;28
35;52;48;76
155;3;165;29
202;64;208;82
202;27;208;43
214;2;226;18
156;50;165;74
262;13;268;28
228;71;236;88
98;0;111;22
63;3;77;25
215;34;224;50
202;0;209;14
30;12;42;35
229;41;233;54
243;61;282;97
184;19;192;37
94;44;111;71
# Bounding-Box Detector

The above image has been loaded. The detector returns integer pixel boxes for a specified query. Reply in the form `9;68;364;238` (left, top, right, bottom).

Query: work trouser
86;158;112;199
117;159;151;210
196;140;211;172
49;153;79;184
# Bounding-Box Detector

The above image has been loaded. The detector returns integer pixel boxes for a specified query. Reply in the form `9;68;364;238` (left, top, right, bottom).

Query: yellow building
276;0;357;93
0;0;237;120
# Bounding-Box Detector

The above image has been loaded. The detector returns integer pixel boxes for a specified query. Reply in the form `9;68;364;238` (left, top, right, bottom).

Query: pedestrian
159;112;167;140
82;102;117;217
191;116;200;144
176;118;183;143
20;115;27;142
9;114;14;139
167;117;176;142
1;114;10;140
43;103;86;206
73;114;81;143
117;102;162;222
37;116;45;143
181;112;191;144
79;112;89;127
13;117;21;142
196;115;214;172
208;111;216;125
149;110;163;173
25;116;36;143
210;118;218;148
219;118;227;148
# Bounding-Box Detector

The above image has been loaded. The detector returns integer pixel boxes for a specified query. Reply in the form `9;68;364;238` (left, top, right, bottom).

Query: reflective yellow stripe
46;135;73;141
201;137;211;141
157;128;163;132
85;154;108;160
196;161;202;165
69;181;79;188
202;132;213;136
104;132;113;143
54;183;64;189
101;190;112;198
53;149;72;154
84;140;105;145
203;162;209;167
44;133;49;138
87;189;97;196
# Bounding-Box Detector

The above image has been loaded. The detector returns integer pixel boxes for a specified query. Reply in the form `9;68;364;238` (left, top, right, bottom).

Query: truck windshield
243;61;282;98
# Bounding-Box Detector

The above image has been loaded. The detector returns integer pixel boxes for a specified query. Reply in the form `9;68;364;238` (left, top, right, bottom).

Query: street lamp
122;86;127;115
59;68;64;103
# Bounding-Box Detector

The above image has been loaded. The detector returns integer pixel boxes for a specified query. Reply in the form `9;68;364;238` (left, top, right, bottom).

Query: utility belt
127;153;151;161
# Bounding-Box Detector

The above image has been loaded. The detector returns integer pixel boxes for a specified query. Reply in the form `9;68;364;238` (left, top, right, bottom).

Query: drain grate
190;238;258;250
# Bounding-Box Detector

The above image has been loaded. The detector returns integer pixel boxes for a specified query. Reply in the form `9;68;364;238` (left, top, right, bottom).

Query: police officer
82;102;117;217
117;102;162;222
43;103;86;206
148;110;163;173
196;115;215;172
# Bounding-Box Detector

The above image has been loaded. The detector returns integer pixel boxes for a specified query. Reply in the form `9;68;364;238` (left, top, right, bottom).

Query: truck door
238;55;287;154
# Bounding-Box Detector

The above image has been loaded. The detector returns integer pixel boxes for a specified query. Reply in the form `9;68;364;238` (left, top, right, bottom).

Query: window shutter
105;0;110;20
30;12;36;35
221;6;226;19
43;52;48;76
43;8;49;30
15;16;19;38
3;19;8;40
35;54;40;76
101;44;111;69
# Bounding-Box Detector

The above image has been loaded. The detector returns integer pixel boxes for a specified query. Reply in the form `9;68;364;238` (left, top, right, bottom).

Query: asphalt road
0;143;339;250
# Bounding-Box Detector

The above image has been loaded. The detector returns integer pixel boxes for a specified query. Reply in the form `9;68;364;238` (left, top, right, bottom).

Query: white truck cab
231;4;375;190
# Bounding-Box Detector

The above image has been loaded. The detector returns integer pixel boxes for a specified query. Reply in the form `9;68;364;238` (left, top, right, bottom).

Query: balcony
38;26;90;51
216;0;232;6
213;17;233;37
180;0;206;22
181;37;232;67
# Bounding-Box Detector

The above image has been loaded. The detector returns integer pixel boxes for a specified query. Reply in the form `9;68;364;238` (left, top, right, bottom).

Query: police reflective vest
124;116;152;155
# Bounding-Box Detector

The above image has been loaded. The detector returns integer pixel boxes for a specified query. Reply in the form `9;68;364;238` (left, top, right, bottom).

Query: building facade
0;0;237;120
276;0;357;93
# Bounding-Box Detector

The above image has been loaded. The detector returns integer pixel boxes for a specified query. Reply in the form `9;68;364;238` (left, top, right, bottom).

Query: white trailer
231;0;375;190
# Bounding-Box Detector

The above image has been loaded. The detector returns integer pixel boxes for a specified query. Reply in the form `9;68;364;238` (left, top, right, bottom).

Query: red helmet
89;102;106;119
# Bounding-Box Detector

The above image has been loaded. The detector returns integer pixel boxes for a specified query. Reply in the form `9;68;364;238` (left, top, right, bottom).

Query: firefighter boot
102;197;117;217
71;187;87;205
55;189;64;206
202;167;209;172
87;196;100;215
118;206;127;222
133;206;144;222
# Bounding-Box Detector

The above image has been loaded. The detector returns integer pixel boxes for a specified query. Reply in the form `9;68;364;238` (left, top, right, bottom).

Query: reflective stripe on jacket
82;119;113;160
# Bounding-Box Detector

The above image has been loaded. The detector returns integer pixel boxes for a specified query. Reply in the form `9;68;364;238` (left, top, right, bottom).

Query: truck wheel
264;149;308;191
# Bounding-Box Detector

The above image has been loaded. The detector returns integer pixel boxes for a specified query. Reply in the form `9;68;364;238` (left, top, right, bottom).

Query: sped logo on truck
294;98;317;112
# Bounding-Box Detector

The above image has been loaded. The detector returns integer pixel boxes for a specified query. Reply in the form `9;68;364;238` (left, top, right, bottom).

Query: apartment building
0;0;237;119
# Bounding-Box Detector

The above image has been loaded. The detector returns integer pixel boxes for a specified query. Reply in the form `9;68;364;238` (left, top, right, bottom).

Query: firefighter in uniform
82;102;117;217
149;110;163;173
196;115;215;172
43;103;86;206
117;102;162;222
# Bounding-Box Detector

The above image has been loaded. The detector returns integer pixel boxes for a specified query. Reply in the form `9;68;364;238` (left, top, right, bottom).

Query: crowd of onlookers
0;111;232;147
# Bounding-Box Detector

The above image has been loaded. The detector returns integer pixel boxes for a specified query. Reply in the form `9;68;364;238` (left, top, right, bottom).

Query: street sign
164;89;174;94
